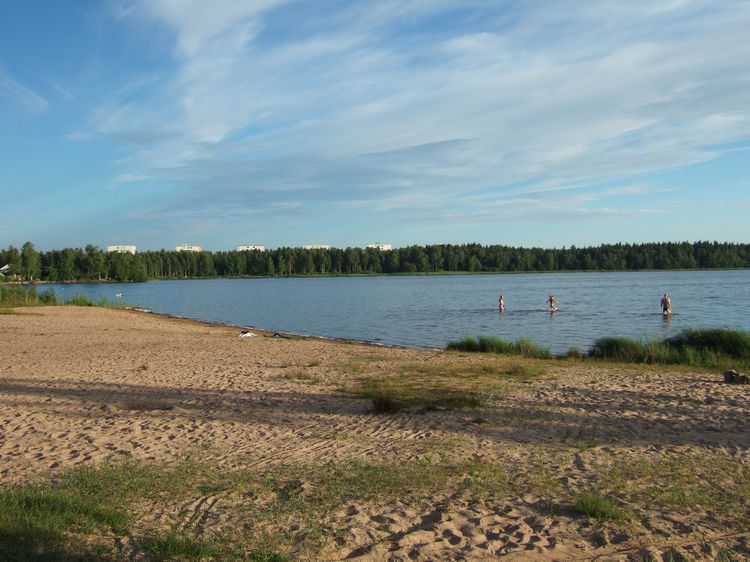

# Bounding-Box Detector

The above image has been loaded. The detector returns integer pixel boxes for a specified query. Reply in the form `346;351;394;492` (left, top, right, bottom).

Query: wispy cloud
74;0;750;234
0;68;48;112
605;185;677;196
108;173;153;190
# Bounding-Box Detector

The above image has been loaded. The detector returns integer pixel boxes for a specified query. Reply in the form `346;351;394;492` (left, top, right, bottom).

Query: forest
1;241;748;283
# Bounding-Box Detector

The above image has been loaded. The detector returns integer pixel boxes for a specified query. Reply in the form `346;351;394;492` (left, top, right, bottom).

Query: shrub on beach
0;285;126;309
665;328;750;360
590;328;750;369
446;336;551;359
0;285;58;306
451;328;750;369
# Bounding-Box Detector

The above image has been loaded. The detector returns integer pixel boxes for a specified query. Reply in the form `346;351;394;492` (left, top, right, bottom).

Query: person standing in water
661;292;672;315
499;294;505;312
547;294;558;311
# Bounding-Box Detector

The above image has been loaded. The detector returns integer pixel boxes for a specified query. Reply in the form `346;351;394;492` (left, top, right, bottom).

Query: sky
1;0;749;251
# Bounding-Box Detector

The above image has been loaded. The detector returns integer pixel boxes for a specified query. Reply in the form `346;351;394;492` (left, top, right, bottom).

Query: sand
1;306;749;561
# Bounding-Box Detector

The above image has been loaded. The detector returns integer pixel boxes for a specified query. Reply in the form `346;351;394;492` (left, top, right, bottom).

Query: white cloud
137;0;287;57
80;1;750;228
108;173;153;190
0;69;48;112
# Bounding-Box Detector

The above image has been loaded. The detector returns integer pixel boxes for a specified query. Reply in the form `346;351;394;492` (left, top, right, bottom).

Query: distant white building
302;244;331;250
236;245;266;252
107;245;137;254
366;243;392;251
174;245;202;252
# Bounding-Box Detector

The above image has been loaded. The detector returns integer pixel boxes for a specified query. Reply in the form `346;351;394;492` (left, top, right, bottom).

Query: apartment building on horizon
174;244;202;252
366;243;392;251
106;245;137;254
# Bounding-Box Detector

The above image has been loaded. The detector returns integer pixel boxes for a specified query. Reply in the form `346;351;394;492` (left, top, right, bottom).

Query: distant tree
20;242;41;281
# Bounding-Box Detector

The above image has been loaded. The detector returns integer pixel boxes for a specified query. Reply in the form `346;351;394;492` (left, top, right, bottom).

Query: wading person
547;294;558;312
661;292;672;315
499;294;505;312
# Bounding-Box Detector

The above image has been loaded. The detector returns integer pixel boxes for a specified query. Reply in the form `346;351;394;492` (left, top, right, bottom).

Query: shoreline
4;265;749;286
128;306;427;351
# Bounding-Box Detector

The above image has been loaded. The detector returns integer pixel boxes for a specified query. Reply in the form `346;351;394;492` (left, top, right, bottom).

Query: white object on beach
238;331;256;338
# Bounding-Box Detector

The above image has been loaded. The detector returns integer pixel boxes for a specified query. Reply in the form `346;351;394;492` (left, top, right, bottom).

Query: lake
50;270;749;354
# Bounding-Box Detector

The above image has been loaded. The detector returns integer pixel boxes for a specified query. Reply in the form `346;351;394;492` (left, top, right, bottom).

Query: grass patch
502;362;545;383
590;328;750;369
447;336;552;359
602;453;750;516
572;493;628;521
351;360;545;412
337;361;365;374
450;328;750;369
282;370;321;384
0;286;128;310
0;461;228;561
4;451;747;560
141;531;216;561
0;285;58;306
0;457;516;560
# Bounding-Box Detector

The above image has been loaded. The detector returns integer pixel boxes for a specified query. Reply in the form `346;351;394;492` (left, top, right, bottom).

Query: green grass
572;493;628;521
0;457;516;561
141;531;216;561
0;461;222;561
590;328;750;369
352;360;545;413
449;328;750;369
282;370;321;384
446;335;552;359
3;451;748;560
0;286;128;310
0;285;58;306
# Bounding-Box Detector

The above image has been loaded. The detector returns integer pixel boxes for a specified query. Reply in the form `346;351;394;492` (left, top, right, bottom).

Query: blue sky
1;0;749;251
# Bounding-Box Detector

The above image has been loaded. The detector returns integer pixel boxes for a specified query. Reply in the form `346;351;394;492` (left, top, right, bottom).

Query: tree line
1;241;748;283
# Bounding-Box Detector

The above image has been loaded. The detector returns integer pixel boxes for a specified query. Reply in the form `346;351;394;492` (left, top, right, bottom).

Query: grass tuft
572;493;628;521
447;336;551;358
141;531;216;561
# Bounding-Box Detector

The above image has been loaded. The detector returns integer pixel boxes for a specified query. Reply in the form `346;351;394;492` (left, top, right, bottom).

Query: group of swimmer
497;293;559;313
498;292;673;315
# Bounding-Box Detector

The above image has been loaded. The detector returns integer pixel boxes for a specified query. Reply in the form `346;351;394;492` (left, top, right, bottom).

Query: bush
590;328;750;369
0;285;58;306
447;336;550;358
666;328;750;360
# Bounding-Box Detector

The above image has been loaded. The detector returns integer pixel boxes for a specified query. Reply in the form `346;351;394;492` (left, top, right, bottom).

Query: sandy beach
1;306;749;561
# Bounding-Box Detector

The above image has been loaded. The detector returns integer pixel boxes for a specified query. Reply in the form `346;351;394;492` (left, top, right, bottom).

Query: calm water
51;270;749;354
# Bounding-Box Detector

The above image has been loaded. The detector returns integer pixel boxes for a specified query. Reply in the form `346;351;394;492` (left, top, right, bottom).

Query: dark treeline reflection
2;241;749;283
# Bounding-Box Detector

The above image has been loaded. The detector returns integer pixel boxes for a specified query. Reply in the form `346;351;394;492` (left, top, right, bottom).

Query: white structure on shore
366;243;392;251
236;245;266;252
303;244;331;250
107;245;137;254
174;244;202;252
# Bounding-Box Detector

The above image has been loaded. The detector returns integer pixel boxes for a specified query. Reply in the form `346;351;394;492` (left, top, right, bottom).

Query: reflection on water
50;270;750;354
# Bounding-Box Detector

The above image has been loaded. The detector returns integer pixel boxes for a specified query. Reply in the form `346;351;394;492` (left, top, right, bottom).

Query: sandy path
1;306;748;561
